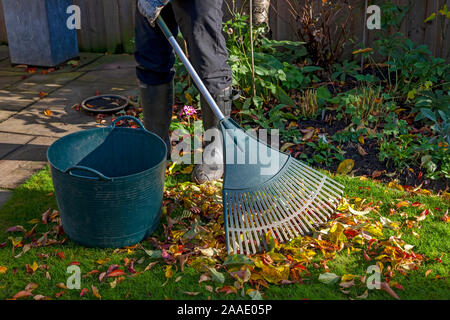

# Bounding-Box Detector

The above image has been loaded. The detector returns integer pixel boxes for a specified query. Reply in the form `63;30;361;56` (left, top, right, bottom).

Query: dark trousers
134;0;233;95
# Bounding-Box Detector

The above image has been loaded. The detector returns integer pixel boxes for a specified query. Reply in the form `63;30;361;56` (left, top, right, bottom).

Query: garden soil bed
295;115;449;193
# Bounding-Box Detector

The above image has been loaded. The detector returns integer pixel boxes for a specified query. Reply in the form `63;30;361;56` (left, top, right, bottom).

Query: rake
157;17;345;255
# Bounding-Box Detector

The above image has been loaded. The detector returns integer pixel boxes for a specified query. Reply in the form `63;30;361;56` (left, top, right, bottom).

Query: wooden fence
0;0;449;60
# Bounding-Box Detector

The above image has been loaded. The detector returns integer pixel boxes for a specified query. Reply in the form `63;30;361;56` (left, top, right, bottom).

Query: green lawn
0;166;448;300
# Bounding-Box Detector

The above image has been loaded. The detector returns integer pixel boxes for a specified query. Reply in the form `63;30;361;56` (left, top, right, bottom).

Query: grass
0;166;448;300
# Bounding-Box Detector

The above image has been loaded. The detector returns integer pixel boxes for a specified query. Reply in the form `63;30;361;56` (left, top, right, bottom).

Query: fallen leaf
337;159;354;175
358;144;368;156
380;282;400;300
107;269;125;278
318;272;340;285
12;290;33;300
56;282;68;290
0;266;7;274
6;225;26;233
80;288;89;297
91;285;101;299
208;267;225;284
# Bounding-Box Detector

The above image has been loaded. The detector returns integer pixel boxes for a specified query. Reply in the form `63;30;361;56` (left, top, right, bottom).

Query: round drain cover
81;94;129;113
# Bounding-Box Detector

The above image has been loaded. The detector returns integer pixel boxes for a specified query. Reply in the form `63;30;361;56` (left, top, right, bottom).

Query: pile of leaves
3;170;447;300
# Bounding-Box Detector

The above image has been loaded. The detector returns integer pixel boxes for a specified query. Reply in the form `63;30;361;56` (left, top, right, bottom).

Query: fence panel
0;0;448;59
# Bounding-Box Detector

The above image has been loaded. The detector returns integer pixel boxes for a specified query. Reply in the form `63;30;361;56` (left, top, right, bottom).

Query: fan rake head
220;119;344;255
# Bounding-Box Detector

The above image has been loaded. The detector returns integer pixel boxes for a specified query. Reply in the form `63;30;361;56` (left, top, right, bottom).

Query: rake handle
157;16;226;122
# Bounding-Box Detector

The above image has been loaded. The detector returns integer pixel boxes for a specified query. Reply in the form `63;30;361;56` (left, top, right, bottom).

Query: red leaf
363;250;371;262
380;282;400;300
107;269;126;278
80;288;89;297
57;252;65;259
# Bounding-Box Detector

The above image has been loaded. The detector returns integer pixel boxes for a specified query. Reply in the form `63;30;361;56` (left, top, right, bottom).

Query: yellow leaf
0;266;7;274
341;274;357;282
358;136;365;145
95;258;110;265
259;264;290;284
43;109;52;117
165;265;173;279
388;182;404;191
337;159;354;174
280;142;295;152
396;201;410;209
180;165;194;174
185;93;193;105
30;261;39;272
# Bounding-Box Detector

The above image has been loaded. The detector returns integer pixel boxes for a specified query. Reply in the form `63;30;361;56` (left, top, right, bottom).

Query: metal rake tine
244;192;269;253
252;188;290;243
294;161;344;198
257;187;293;242
268;178;318;232
296;161;345;192
282;171;334;222
293;162;344;198
275;175;326;228
246;191;269;252
289;165;343;206
224;192;235;255
232;192;251;255
239;192;261;254
229;192;241;254
247;190;277;251
237;192;257;255
264;182;306;236
285;172;338;221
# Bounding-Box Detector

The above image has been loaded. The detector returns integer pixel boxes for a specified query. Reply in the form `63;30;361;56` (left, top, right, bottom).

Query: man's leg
172;0;233;183
134;2;178;153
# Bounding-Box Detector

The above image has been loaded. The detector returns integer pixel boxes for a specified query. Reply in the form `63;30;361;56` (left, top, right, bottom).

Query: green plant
334;86;390;128
379;134;419;170
297;89;319;119
413;90;450;144
299;140;344;167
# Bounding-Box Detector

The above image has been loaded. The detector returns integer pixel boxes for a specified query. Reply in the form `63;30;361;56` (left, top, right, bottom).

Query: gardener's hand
137;0;170;27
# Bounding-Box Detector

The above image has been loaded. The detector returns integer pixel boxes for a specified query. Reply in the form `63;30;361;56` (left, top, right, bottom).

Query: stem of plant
250;0;257;97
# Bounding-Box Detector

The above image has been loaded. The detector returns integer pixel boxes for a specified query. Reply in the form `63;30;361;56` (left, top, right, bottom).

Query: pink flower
179;105;197;117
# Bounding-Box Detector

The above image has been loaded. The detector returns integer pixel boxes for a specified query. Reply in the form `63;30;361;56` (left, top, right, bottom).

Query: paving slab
0;81;138;137
0;51;103;73
0;190;12;208
0;136;56;189
77;54;136;72
0;89;39;111
0;46;9;61
0;132;35;158
0;71;24;89
77;68;138;86
0;110;16;123
7;71;83;94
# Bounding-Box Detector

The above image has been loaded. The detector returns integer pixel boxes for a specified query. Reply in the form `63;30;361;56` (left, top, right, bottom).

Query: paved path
0;46;139;205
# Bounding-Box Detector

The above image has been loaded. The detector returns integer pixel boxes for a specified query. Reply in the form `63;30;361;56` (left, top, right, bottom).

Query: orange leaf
91;285;101;299
43;109;53;117
12;290;33;300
